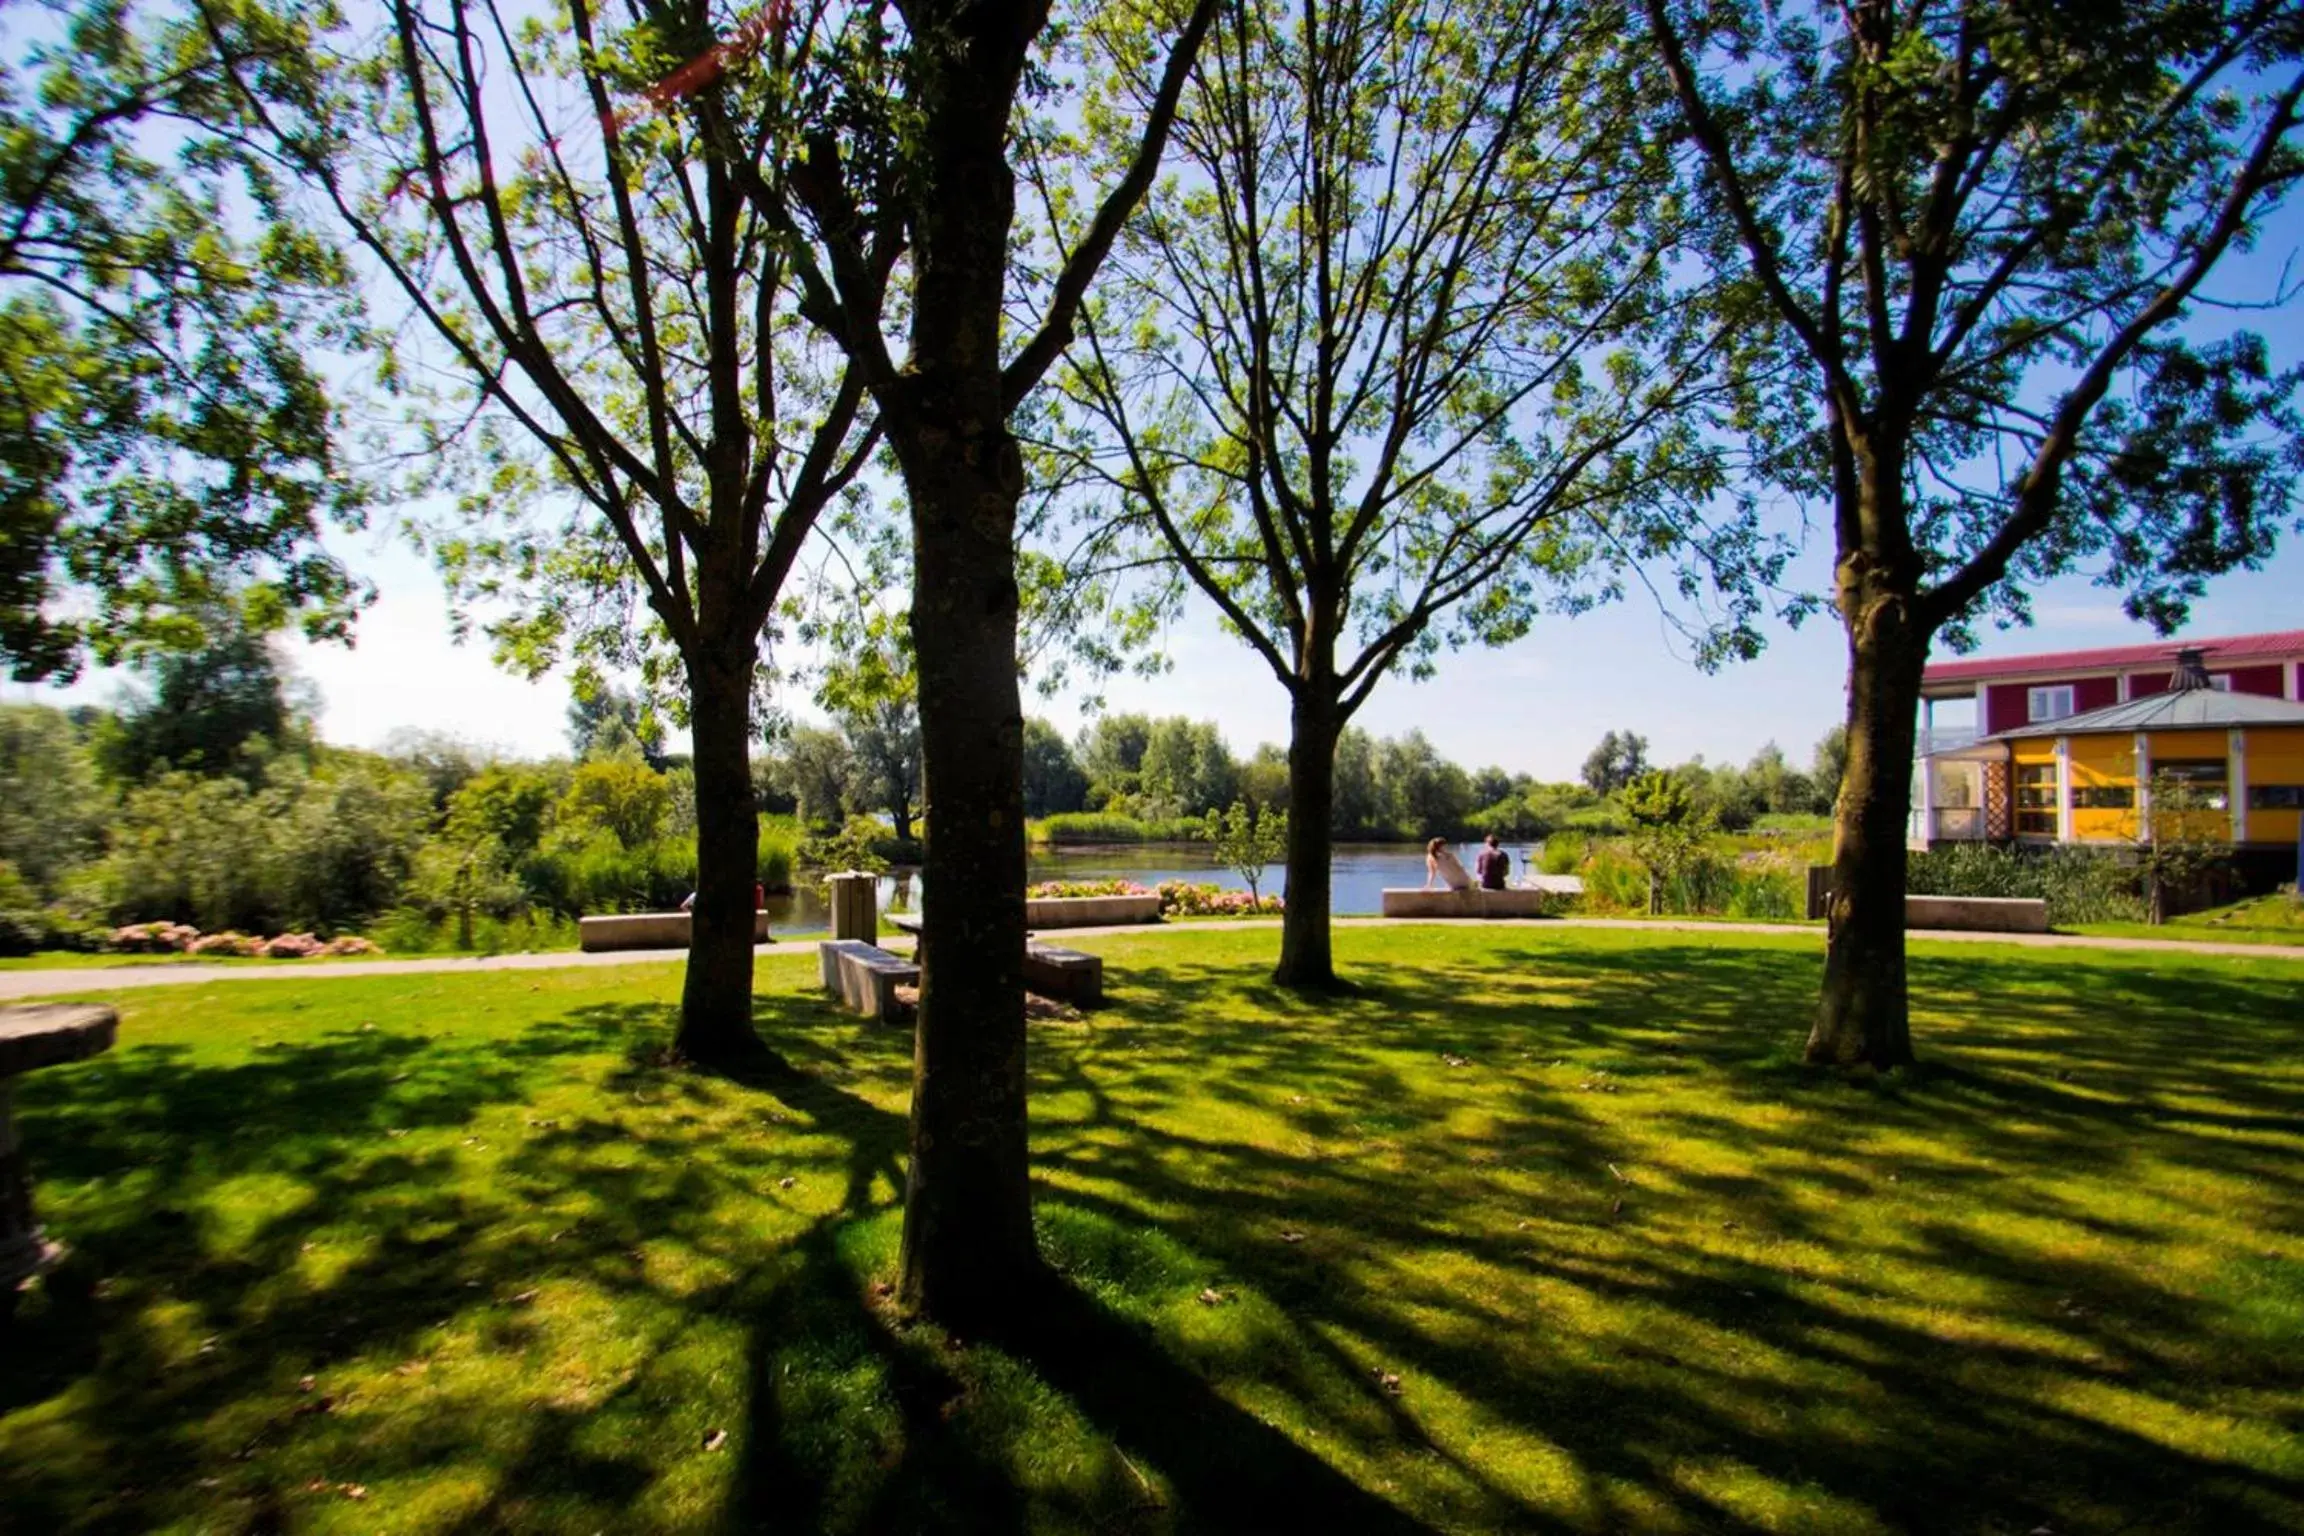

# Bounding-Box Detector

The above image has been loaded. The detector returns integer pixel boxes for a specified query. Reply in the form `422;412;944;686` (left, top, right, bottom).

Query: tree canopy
0;0;369;681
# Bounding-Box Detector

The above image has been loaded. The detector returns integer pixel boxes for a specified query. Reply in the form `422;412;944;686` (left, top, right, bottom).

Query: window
2027;686;2075;722
2154;758;2229;812
2015;762;2058;836
2209;674;2233;692
2073;786;2135;810
2250;785;2304;810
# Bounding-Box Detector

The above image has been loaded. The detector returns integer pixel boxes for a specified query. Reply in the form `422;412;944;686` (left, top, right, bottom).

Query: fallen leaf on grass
1279;1230;1306;1244
297;1375;317;1393
1197;1288;1228;1306
1440;1053;1469;1068
342;1484;369;1501
702;1429;728;1452
509;1288;539;1304
1373;1369;1402;1396
778;1177;797;1190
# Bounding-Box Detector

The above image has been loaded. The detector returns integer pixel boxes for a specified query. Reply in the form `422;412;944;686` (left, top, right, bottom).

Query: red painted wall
2127;663;2283;698
1985;683;2029;735
2226;664;2285;697
1986;677;2110;733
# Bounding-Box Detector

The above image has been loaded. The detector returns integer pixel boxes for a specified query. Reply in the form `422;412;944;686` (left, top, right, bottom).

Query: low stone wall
1380;888;1565;919
1904;894;2049;933
578;912;773;952
1024;894;1163;929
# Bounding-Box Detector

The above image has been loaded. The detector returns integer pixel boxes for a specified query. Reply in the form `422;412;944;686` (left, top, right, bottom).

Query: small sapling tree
1206;800;1286;909
1623;771;1715;916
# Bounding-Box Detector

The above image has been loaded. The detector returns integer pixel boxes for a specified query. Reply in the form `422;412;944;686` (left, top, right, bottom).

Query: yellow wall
2011;738;2059;840
2245;724;2304;848
2069;735;2138;842
2145;729;2230;763
2039;724;2304;845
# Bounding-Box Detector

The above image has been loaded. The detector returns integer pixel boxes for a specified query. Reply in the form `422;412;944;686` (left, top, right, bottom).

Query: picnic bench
3;1004;118;1312
888;915;1105;1007
819;939;919;1023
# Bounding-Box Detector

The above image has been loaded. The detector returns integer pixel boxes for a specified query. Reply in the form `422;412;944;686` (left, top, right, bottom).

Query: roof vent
2169;647;2213;692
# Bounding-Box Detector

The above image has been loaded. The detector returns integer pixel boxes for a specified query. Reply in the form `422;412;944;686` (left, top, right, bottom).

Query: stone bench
819;939;919;1022
1024;894;1163;929
885;917;1102;1007
1023;942;1103;1007
1904;894;2050;933
3;1004;118;1305
1380;887;1568;918
578;911;772;952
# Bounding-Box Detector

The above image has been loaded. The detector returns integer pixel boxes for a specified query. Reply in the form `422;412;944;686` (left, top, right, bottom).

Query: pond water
759;839;1543;935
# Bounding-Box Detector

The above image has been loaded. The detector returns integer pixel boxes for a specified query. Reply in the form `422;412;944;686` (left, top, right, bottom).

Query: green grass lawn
3;928;2300;1533
2074;891;2304;948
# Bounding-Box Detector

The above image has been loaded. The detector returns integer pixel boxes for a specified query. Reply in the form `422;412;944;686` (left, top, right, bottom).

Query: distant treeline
954;714;1848;844
0;637;796;954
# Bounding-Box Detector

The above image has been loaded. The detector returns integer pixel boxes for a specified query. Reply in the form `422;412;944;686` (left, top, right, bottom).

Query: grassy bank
5;929;2300;1532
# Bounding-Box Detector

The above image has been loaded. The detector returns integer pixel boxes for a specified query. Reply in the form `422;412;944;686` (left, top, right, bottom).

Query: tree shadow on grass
1024;934;2304;1532
8;938;2301;1533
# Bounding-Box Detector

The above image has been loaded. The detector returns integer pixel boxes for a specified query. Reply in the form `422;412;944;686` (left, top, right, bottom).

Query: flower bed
1023;879;1280;918
106;923;381;958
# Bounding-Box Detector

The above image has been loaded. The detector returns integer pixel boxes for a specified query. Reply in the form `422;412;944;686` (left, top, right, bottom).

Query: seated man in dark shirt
1475;833;1510;891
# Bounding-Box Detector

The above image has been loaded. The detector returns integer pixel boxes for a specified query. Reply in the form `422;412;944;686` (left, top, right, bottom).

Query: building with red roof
1911;631;2304;876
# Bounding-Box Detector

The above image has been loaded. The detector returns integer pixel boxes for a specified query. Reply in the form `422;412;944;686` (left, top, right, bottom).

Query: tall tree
841;697;922;840
1642;0;2304;1067
1021;716;1090;816
248;0;880;1061
1582;729;1652;793
744;0;1218;1324
0;0;368;681
567;684;668;768
95;610;308;783
1060;0;1754;987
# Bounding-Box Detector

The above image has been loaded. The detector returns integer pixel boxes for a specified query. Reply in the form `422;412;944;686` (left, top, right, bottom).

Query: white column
2117;671;2132;703
1918;700;1937;845
2055;736;2073;843
2135;731;2153;839
2231;729;2248;844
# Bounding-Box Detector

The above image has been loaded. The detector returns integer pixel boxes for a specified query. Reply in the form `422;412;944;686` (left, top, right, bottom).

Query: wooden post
827;872;878;942
1806;864;1833;922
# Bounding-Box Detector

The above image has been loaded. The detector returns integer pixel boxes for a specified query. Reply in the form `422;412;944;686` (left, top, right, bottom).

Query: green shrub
1906;844;2143;926
757;818;798;891
369;907;580;956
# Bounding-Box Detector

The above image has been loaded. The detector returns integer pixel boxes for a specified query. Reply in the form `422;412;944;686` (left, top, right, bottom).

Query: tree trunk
1808;578;1925;1069
886;27;1042;1327
1274;689;1341;989
894;457;1037;1328
676;644;762;1065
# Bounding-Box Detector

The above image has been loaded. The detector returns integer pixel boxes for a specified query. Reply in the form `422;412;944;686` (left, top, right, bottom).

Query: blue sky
19;523;2297;781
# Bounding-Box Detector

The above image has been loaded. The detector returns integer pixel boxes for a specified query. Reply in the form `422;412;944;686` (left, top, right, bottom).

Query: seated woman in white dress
1423;837;1474;891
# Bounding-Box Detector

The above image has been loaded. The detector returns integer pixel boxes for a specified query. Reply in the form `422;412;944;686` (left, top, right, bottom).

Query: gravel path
2;918;2296;1002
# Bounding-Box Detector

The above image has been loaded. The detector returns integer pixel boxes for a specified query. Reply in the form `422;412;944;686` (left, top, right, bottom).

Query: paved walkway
2;917;2296;1002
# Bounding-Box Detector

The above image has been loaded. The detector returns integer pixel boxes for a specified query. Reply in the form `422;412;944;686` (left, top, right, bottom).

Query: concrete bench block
1023;894;1163;928
819;939;919;1021
1023;942;1103;1007
578;912;771;952
1379;888;1566;918
1904;895;2050;933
